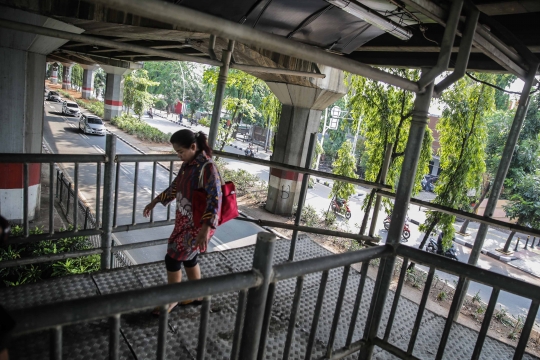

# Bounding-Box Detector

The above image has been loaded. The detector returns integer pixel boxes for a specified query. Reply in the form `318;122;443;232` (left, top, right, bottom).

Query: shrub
111;113;171;143
0;225;99;287
154;99;167;110
198;117;211;127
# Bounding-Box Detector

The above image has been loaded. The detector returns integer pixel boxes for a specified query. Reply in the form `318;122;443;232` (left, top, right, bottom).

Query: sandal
151;303;179;317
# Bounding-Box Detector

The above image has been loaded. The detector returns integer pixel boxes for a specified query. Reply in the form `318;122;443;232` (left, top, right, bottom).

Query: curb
453;236;515;262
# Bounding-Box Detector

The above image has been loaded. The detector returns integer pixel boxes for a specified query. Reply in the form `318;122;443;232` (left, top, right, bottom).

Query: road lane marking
142;187;152;195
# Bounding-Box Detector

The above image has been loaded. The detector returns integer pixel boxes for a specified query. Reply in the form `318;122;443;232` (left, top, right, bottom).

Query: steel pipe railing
11;270;261;336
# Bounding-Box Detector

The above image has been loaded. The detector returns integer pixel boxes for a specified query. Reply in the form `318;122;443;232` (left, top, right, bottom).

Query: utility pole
315;108;329;171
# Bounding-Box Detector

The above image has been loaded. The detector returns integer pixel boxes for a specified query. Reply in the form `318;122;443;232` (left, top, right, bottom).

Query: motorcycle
426;235;458;260
383;215;411;241
331;198;351;219
147;110;153;119
244;148;255;157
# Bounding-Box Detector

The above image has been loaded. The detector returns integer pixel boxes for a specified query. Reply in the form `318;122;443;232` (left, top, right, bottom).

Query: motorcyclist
245;143;255;157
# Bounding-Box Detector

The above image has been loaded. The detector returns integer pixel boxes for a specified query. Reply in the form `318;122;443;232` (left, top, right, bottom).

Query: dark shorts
165;254;198;272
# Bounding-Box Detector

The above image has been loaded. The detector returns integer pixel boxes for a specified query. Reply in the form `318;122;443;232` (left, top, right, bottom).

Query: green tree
501;173;540;249
419;74;494;250
330;140;358;203
484;92;540;197
71;64;83;91
493;74;517;110
144;61;201;110
347;70;432;228
123;70;159;120
203;68;269;151
94;68;106;99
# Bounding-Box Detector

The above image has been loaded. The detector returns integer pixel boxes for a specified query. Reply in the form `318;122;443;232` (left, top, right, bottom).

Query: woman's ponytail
196;131;212;157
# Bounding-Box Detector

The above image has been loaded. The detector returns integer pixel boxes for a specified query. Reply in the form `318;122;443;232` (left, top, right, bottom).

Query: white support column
61;62;73;90
101;65;131;121
81;64;98;99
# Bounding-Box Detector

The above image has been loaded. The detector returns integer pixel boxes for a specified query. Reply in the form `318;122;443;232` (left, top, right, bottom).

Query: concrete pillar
0;47;46;222
81;65;98;99
0;6;82;222
265;66;347;215
101;65;130;121
51;63;59;84
61;63;73;90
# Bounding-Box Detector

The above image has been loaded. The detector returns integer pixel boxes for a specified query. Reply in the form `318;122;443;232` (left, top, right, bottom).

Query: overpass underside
1;0;540;359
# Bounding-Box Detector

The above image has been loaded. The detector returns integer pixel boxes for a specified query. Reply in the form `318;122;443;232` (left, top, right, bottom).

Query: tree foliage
420;74;495;249
347;69;432;216
203;68;275;150
503;173;540;229
330;140;358;201
123;70;159;119
484;92;540;197
93;68;106;99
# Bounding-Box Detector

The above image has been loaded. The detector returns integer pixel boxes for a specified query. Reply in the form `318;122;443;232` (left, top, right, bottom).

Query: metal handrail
11;270;261;336
396;245;540;303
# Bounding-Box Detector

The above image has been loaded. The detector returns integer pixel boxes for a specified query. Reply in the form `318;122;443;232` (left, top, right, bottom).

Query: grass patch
111;113;171;143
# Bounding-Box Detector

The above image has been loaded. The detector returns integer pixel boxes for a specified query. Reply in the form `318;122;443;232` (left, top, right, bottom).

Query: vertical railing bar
95;162;101;229
239;233;276;359
384;258;409;342
73;163;79;231
113;161;120;227
66;181;71;221
132;162;139;225
109;314;120;360
346;261;369;346
150;161;157;223
283;276;304;360
230;289;248;360
167;161;173;221
156;304;168;360
56;169;60;198
23;163;29;237
407;266;436;355
50;325;62;360
197;296;212;360
49;163;55;235
257;282;277;360
326;265;351;358
513;300;540;360
289;132;316;261
435;276;467;360
471;288;500;360
305;270;329;360
84;207;89;230
59;172;64;202
101;134;117;269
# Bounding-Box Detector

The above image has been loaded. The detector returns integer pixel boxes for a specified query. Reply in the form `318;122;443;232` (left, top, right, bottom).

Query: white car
79;114;106;136
62;101;81;117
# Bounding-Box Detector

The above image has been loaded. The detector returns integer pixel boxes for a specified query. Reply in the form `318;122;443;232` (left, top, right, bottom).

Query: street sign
329;117;339;130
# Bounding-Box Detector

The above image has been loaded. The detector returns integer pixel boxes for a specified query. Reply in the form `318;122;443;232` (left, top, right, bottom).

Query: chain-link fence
56;169;133;268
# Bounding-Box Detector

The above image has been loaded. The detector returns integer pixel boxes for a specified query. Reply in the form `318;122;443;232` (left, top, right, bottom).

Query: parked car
62;101;81;117
79;114;106;136
47;91;61;102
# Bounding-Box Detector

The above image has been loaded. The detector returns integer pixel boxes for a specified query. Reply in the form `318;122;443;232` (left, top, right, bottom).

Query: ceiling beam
400;0;532;79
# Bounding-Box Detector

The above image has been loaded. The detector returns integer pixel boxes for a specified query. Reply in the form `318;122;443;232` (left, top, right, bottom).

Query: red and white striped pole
101;65;131;121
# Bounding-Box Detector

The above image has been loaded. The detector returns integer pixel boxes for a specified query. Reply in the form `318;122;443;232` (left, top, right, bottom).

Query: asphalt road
42;98;266;264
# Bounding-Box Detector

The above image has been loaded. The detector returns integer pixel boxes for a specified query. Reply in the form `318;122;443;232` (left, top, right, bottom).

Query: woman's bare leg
166;270;182;310
184;264;203;301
